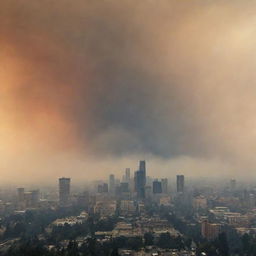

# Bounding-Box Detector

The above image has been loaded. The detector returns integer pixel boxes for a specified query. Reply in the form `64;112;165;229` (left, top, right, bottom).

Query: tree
157;232;171;249
144;232;154;246
67;240;79;256
111;248;119;256
216;233;229;256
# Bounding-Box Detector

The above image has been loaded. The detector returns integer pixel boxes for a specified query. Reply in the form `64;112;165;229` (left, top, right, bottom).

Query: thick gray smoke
1;0;256;183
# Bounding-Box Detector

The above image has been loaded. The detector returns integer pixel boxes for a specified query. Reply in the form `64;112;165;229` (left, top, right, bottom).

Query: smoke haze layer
1;0;256;183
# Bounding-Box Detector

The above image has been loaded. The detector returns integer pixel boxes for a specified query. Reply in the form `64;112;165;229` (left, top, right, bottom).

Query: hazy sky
1;0;256;184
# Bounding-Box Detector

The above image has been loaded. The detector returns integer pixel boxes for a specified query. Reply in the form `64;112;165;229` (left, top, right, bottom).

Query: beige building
201;220;221;240
94;200;116;216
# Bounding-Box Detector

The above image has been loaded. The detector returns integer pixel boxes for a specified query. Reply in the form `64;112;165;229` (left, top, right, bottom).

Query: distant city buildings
17;188;39;208
98;183;108;193
201;220;222;240
161;178;168;194
10;162;256;256
120;200;136;216
124;168;130;183
193;195;207;210
177;175;185;193
153;179;162;194
134;160;146;199
94;200;116;216
59;177;71;207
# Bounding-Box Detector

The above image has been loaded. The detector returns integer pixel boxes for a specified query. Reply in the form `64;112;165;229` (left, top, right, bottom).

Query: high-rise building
125;168;131;183
119;182;131;200
24;192;33;208
201;220;221;240
161;178;168;194
177;175;185;193
153;179;162;194
98;183;109;193
134;160;146;199
59;177;71;207
30;190;40;207
109;174;115;194
139;160;146;174
98;184;103;193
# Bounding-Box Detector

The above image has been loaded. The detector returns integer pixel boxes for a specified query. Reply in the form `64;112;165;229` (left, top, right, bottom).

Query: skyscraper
134;160;146;199
139;160;146;174
125;168;131;183
161;178;168;194
98;183;108;193
59;177;71;207
31;190;40;207
177;175;184;193
201;220;222;240
153;179;162;194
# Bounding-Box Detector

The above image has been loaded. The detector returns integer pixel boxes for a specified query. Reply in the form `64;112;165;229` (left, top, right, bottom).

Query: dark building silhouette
153;179;162;194
177;175;185;193
125;168;131;183
161;178;168;194
98;183;108;193
134;160;146;199
59;177;71;207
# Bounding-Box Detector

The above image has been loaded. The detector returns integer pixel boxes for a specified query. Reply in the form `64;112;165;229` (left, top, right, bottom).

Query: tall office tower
230;179;236;191
17;188;25;202
161;178;168;194
59;177;71;207
177;175;185;193
109;174;115;194
153;179;162;194
139;160;146;174
24;192;33;208
125;168;131;183
31;190;40;207
134;160;147;199
97;183;108;193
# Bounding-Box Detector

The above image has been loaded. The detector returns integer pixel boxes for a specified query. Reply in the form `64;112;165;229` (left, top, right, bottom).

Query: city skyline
2;1;256;255
0;161;255;255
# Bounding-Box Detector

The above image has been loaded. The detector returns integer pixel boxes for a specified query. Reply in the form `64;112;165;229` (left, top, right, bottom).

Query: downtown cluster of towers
109;161;185;200
58;160;185;207
108;161;148;199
